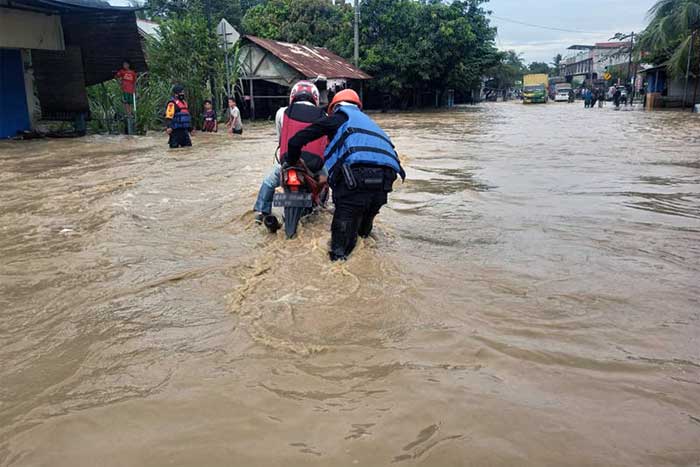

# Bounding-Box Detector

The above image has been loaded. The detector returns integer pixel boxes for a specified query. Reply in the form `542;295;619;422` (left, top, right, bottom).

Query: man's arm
287;112;347;165
275;107;285;143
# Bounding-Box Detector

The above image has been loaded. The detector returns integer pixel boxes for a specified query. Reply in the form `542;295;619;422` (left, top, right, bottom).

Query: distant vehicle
522;74;549;104
548;76;566;100
555;89;571;102
554;83;572;102
608;85;627;100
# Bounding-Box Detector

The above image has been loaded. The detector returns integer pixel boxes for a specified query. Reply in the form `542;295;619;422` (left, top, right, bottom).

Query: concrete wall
669;76;700;102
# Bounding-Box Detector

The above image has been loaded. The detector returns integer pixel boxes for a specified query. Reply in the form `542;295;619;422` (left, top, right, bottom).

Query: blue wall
647;69;667;94
1;49;31;138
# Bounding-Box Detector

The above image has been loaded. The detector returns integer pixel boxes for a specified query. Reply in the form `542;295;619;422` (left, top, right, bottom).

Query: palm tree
638;0;700;77
639;0;700;106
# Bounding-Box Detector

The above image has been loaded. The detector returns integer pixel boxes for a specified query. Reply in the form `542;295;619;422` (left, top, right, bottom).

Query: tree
527;61;551;74
241;0;498;106
147;14;225;123
145;0;243;28
481;50;525;99
551;54;563;76
241;0;354;57
638;0;700;76
357;0;498;105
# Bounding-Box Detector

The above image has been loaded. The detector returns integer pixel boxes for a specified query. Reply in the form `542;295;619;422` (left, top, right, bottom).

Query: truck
548;76;566;100
522;74;549;104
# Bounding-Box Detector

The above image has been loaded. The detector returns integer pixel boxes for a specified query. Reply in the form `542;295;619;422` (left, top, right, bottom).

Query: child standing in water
225;97;243;136
202;100;217;132
115;59;137;116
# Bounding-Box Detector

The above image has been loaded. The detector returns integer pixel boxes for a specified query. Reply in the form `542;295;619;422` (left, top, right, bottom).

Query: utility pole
353;0;359;67
683;30;696;110
626;32;635;105
222;22;231;98
204;0;218;109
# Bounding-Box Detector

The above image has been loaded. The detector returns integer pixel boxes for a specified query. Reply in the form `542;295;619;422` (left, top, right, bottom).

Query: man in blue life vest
287;89;405;261
253;81;328;222
165;84;192;148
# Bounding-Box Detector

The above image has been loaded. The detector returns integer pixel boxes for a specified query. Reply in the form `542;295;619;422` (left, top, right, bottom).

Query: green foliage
357;0;498;102
145;0;243;28
483;50;526;92
147;14;225;125
242;0;353;57
638;0;700;77
551;54;563;76
87;75;173;134
87;13;246;134
241;0;497;103
528;61;551;75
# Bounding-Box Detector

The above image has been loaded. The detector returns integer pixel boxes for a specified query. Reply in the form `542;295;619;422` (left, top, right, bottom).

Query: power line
490;14;600;34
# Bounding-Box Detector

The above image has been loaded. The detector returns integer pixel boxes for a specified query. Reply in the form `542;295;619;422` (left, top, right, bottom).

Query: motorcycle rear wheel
284;206;304;238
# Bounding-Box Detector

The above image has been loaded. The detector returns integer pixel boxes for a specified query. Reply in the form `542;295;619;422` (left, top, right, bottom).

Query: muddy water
1;103;699;466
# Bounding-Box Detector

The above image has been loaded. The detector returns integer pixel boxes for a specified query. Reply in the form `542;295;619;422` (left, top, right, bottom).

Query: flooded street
1;103;699;466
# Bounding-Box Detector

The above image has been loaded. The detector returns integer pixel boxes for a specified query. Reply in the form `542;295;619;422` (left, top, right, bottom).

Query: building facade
562;42;631;84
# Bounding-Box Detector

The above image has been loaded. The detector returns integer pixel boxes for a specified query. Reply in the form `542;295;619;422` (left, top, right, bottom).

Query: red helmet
289;80;320;106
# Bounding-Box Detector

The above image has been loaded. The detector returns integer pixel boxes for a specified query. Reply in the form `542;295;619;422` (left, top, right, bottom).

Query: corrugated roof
244;35;371;80
137;19;160;39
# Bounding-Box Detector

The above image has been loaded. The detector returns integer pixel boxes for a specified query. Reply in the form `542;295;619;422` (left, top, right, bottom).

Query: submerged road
1;103;699;466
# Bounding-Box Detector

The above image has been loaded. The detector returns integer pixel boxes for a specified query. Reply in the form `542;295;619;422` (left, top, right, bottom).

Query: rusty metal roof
244;35;371;80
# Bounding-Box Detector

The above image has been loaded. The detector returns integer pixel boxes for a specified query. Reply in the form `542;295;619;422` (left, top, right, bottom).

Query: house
238;35;371;119
0;0;146;138
641;64;700;109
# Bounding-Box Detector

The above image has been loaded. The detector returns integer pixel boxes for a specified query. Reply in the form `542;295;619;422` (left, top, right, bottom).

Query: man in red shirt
115;59;137;116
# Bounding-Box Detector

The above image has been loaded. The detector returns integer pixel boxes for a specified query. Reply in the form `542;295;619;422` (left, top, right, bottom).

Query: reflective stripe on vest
324;105;405;180
279;103;327;165
171;98;191;129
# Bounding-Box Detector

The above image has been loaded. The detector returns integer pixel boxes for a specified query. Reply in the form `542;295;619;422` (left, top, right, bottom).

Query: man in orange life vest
253;80;328;221
165;84;193;148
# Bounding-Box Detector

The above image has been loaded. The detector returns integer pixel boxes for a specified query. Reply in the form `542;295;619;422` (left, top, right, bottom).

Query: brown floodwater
1;103;699;466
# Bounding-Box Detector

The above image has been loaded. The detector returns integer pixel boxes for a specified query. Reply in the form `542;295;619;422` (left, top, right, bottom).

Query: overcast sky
486;0;657;64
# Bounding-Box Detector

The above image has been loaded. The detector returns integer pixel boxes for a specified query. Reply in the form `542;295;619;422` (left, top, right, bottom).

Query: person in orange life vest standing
165;84;193;148
253;80;328;222
115;59;137;116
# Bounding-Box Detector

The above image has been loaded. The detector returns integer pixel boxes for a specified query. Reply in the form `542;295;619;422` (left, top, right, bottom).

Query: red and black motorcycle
272;162;329;238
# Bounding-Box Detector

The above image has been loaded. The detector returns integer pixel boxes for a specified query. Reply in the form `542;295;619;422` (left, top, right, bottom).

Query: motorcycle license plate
273;192;312;208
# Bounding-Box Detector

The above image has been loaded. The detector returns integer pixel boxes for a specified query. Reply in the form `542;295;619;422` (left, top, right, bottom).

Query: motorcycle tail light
287;169;302;187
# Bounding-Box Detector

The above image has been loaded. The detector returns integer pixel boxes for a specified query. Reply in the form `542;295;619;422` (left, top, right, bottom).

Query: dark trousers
168;128;192;148
329;167;394;260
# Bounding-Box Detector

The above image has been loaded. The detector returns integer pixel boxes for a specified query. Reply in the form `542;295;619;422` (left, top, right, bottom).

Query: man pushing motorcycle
286;89;405;261
253;81;329;228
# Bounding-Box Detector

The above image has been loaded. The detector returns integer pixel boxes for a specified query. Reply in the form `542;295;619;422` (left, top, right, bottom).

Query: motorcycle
271;162;329;238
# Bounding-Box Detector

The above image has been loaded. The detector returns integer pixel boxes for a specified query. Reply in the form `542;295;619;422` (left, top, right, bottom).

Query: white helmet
289;80;320;106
